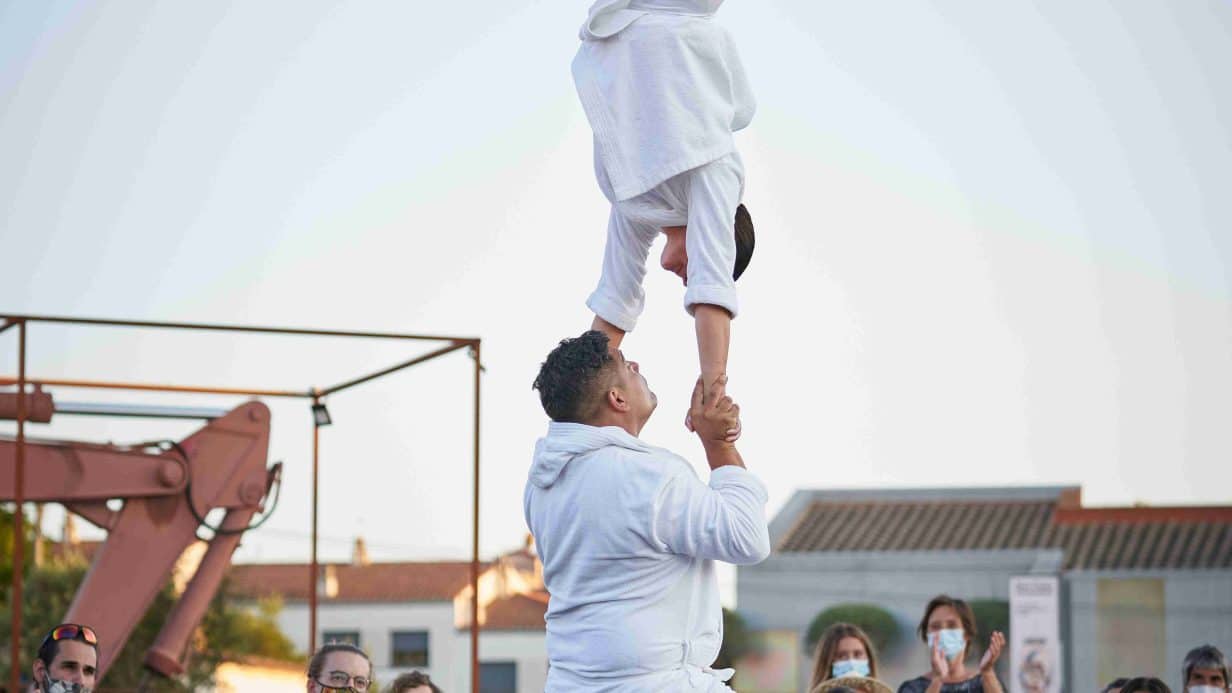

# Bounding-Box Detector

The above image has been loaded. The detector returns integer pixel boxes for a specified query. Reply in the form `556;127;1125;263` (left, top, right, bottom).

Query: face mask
1188;687;1225;693
832;658;870;678
928;629;966;660
42;676;92;693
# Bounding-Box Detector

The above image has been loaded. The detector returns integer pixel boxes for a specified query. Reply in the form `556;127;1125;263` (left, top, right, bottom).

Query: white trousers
587;151;744;333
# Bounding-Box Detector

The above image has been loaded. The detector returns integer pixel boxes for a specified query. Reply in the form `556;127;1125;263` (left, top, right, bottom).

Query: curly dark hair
389;670;441;693
533;331;616;423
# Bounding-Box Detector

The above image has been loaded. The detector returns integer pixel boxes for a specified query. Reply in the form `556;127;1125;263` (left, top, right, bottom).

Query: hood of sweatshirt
529;421;653;489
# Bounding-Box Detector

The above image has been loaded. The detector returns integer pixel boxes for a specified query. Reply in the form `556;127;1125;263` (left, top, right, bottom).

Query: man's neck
585;415;642;438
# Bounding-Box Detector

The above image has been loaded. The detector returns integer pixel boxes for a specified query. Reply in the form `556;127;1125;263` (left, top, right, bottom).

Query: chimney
63;513;79;545
352;537;371;566
319;564;339;599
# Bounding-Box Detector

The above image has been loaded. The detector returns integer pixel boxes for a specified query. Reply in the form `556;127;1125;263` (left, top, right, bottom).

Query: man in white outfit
525;330;771;691
574;0;757;400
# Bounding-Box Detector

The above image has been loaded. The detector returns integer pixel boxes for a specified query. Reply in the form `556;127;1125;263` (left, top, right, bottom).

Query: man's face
34;640;97;689
308;651;371;692
613;349;656;422
660;226;688;284
1188;668;1228;690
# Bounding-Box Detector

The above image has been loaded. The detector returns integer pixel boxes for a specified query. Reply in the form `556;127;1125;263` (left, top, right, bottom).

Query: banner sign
1010;575;1063;693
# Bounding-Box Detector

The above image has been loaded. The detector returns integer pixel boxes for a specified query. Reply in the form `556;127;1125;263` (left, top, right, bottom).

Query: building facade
737;486;1232;692
228;541;548;692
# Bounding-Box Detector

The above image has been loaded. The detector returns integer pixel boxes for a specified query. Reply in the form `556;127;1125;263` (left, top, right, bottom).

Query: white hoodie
524;421;771;692
572;0;756;202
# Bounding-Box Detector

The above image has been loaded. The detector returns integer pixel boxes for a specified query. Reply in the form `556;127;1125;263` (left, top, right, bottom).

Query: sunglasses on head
41;624;98;649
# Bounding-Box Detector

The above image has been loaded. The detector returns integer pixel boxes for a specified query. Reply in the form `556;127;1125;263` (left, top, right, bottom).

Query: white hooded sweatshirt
572;0;756;202
524;421;771;691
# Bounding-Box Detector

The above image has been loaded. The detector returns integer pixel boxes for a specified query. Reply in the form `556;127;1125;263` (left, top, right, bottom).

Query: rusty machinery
0;314;483;691
0;390;280;678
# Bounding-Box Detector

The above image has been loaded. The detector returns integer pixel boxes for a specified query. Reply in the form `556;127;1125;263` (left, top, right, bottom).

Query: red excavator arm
0;399;280;681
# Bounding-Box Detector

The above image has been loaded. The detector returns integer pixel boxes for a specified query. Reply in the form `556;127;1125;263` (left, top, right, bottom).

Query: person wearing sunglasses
33;623;98;693
307;642;373;692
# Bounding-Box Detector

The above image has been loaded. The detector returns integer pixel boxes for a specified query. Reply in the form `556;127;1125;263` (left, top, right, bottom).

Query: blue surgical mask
928;629;966;660
1187;687;1225;693
832;658;870;678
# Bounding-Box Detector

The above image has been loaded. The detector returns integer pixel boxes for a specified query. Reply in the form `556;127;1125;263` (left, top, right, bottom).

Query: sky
2;1;1230;597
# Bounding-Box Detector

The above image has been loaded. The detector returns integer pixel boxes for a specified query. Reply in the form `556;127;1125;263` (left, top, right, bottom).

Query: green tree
713;608;756;670
0;506;35;604
0;548;299;690
805;603;901;656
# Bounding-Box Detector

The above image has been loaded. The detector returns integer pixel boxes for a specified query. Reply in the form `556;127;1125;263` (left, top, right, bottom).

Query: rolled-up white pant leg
682;154;742;319
586;206;660;333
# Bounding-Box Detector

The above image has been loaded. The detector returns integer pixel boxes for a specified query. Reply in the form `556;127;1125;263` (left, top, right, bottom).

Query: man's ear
32;658;46;680
606;386;629;412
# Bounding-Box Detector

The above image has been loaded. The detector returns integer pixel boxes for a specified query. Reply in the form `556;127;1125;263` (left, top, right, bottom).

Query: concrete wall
1065;569;1232;692
740;551;1232;693
737;549;1062;691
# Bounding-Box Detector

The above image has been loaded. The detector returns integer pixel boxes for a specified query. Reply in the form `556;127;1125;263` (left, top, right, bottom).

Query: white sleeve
587;206;659;333
650;463;771;565
682;155;742;319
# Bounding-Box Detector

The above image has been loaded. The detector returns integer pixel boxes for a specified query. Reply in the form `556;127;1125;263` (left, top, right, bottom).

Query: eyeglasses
41;624;98;649
316;671;371;692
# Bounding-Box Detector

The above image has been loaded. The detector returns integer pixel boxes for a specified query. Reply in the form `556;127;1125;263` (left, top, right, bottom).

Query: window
391;630;429;667
479;661;517;693
322;631;360;647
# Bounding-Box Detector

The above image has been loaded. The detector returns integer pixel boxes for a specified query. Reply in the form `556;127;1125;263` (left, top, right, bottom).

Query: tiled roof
228;561;484;602
480;592;549;631
777;493;1232;571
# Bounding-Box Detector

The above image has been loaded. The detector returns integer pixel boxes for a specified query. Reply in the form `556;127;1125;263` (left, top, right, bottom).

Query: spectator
307;642;372;692
897;595;1006;693
387;671;441;693
1183;645;1230;693
32;623;98;693
809;623;882;687
1104;678;1130;693
1120;678;1171;693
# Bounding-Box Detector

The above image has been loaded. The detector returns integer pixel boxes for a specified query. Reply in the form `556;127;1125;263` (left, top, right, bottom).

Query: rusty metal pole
470;341;481;693
10;319;27;693
310;393;321;655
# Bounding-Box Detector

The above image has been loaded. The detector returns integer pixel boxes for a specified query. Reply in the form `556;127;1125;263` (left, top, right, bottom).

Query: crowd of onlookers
806;594;1229;693
22;605;1229;692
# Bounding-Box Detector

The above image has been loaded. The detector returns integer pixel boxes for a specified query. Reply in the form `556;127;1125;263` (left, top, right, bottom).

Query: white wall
275;600;458;685
269;601;548;692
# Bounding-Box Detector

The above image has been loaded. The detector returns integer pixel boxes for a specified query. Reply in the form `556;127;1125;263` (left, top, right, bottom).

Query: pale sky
2;0;1230;588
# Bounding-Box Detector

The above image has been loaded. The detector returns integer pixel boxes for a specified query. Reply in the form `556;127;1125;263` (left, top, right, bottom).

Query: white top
572;0;755;201
524;421;771;692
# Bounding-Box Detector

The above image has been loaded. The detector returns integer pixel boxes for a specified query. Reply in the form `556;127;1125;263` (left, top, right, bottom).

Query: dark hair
1103;678;1130;693
532;331;616;423
1119;677;1171;693
916;595;978;660
307;643;372;681
1184;644;1229;688
809;622;879;689
733;203;754;280
389;670;441;693
36;626;97;668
